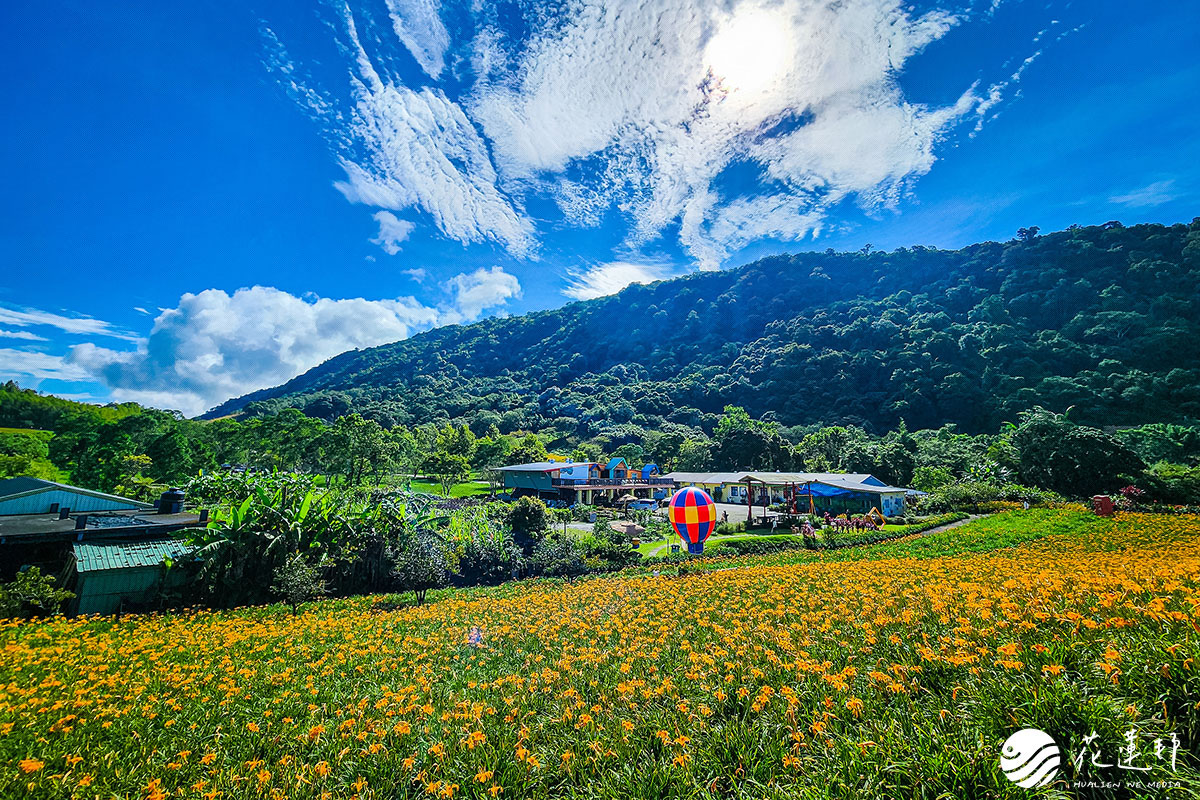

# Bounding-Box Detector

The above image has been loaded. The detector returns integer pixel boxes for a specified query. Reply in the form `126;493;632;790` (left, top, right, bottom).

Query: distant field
4;510;1199;798
409;479;492;498
0;427;52;438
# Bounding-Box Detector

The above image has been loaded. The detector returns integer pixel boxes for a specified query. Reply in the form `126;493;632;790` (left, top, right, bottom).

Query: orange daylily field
3;509;1199;798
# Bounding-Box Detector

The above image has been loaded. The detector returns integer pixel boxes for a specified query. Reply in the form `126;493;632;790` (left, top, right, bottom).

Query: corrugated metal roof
0;477;153;508
662;471;907;492
0;477;54;498
73;539;192;573
496;461;589;472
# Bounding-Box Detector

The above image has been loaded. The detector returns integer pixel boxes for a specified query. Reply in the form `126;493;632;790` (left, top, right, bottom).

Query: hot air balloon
668;487;716;554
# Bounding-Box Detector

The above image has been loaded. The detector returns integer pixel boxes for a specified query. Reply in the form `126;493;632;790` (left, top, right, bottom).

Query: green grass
0;427;52;438
409;479;492;498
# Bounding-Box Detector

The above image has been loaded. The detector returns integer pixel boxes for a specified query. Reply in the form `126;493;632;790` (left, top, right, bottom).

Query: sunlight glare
705;8;792;94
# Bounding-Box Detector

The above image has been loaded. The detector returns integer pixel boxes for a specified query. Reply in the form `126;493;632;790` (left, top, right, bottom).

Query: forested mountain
206;219;1200;440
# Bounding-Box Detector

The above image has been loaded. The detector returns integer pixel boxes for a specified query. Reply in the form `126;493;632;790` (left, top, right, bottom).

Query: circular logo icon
1000;728;1060;789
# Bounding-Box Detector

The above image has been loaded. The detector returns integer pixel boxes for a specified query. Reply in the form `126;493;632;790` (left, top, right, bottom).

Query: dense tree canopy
205;220;1200;440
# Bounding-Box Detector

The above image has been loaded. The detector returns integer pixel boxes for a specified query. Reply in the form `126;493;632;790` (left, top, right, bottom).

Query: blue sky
0;0;1197;416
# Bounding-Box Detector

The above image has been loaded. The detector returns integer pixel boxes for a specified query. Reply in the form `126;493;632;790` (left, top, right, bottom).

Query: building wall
0;489;146;516
503;472;553;492
74;567;162;615
556;464;591;482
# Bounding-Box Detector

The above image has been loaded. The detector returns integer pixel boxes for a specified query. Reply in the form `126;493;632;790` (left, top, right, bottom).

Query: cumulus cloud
70;270;522;416
264;0;1034;269
442;266;522;323
370;210;415;254
562;261;680;301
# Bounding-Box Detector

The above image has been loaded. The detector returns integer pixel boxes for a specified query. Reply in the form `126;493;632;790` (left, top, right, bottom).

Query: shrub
1141;462;1200;505
0;567;74;619
392;533;450;605
916;481;1060;513
531;534;588;579
271;554;327;616
508;496;550;555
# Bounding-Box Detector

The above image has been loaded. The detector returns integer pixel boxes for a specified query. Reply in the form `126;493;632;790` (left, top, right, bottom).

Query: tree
0;431;62;480
472;434;511;473
425;450;470;496
794;426;871;472
436;423;477;462
328;413;393;485
392;533;449;605
911;466;954;492
676;438;714;471
507;433;549;465
1009;408;1144;496
713;406;788;469
508;496;550;556
271;553;326;616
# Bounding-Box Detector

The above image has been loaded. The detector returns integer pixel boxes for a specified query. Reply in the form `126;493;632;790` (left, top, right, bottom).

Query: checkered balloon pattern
668;487;716;544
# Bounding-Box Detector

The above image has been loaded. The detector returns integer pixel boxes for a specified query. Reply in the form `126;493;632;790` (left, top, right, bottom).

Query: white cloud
442;266;522;323
272;0;1041;268
0;305;135;340
370;210;415;254
562;261;680;301
329;8;535;256
384;0;451;78
464;0;985;267
69;271;522;416
0;329;48;342
404;267;427;281
0;348;91;382
1109;180;1178;209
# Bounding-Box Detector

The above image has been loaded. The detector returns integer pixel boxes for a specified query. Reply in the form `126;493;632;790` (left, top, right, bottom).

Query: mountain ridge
202;218;1200;439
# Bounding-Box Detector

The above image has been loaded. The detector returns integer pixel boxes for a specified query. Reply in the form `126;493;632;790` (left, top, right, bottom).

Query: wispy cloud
0;328;48;342
268;0;1040;269
563;261;681;301
0;348;91;382
1109;180;1179;209
383;0;451;79
0;304;136;341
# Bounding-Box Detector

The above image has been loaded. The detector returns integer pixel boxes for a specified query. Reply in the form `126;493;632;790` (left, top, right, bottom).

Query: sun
704;7;792;94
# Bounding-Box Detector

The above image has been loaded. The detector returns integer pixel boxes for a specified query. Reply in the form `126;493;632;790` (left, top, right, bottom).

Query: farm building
0;477;153;516
497;459;674;503
66;538;193;615
662;471;912;518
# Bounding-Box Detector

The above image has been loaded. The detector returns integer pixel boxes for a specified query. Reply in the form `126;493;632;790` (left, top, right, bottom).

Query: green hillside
205;219;1200;437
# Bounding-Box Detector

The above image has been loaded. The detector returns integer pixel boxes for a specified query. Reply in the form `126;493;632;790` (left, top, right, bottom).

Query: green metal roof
73;539;192;573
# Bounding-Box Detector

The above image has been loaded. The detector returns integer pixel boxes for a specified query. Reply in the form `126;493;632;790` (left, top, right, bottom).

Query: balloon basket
687;541;704;555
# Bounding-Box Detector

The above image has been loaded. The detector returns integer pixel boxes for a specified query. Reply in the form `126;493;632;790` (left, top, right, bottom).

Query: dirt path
911;513;984;538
